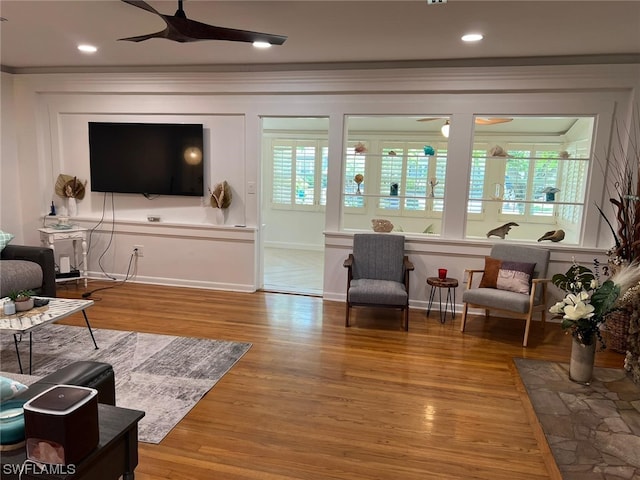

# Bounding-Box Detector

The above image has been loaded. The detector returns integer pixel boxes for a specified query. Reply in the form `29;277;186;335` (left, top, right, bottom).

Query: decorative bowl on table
14;298;34;312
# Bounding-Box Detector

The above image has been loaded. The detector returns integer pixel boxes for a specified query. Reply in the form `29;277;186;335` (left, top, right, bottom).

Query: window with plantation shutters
344;146;366;209
502;151;529;215
467;140;589;224
558;139;589;224
468;150;487;214
272;144;293;205
270;139;328;210
295;145;316;205
379;147;405;210
530;149;559;216
319;146;328;206
463;116;596;242
431;149;447;212
375;141;447;216
499;144;562;220
402;146;427;212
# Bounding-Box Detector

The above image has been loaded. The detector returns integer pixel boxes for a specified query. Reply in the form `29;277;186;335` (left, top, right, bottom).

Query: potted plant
8;290;36;312
549;261;640;383
595;108;640;356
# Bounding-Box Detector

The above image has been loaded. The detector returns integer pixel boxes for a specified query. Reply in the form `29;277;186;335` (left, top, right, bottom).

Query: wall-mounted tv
88;122;204;197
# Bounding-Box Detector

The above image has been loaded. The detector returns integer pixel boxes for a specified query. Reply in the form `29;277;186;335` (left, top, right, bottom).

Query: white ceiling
1;0;639;73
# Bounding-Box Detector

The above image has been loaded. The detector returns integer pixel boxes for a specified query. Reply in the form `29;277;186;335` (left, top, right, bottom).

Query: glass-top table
0;297;97;374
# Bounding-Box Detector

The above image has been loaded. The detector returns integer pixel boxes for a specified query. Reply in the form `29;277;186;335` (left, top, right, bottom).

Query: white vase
214;208;224;225
569;337;596;384
67;197;77;217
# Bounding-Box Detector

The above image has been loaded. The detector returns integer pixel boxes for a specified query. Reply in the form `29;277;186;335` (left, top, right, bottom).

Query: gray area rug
0;324;251;444
514;358;640;479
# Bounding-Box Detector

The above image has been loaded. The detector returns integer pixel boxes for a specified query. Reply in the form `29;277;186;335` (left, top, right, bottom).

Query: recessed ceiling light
461;33;483;43
252;41;272;49
77;44;98;54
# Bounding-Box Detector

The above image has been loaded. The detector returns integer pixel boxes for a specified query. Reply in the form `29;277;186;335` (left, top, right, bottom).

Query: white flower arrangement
550;260;640;347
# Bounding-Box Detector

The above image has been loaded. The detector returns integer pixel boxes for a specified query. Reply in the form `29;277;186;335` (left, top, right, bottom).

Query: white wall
262;209;325;250
56;113;245;221
0;73;23;240
3;64;639;299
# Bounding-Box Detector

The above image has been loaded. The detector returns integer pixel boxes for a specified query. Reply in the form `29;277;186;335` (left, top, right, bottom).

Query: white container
3;301;16;315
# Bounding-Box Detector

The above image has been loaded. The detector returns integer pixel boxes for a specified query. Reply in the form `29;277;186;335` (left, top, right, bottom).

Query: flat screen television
88;122;204;196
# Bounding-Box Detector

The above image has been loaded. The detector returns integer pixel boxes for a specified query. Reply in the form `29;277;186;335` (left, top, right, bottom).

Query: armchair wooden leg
523;312;533;347
403;306;409;331
345;302;351;327
460;303;469;332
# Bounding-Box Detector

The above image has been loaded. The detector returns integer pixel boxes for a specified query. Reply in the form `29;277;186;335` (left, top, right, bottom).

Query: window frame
342;137;448;220
268;137;328;212
465;115;596;242
496;143;564;223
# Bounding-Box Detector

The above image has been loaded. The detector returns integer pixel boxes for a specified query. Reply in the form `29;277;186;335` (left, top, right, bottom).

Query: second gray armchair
344;234;414;330
460;244;550;347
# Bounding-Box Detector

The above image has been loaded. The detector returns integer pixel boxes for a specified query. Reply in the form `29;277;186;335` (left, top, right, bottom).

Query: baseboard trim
264;242;324;252
86;272;256;293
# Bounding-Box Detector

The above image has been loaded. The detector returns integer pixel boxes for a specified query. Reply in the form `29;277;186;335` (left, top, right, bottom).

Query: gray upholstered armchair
344;234;414;330
460;244;550;347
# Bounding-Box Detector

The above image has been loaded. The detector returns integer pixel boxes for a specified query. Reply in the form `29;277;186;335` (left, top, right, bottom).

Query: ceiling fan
417;117;513;125
119;0;287;45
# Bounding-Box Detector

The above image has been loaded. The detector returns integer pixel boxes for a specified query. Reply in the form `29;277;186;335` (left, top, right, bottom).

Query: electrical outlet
133;245;144;257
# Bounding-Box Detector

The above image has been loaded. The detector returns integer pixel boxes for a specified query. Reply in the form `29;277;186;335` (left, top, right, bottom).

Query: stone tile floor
514;358;640;480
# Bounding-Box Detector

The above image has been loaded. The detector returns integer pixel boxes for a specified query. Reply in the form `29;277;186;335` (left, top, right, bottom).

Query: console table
38;227;88;288
1;404;145;480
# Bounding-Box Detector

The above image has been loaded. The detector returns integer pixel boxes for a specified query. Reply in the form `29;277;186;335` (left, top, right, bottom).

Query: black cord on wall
82;249;137;298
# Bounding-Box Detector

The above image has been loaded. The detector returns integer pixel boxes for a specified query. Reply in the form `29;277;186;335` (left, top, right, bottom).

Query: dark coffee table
1;404;144;480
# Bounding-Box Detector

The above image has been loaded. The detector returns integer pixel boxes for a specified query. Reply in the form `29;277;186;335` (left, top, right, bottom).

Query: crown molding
3;53;639;75
9;62;639;96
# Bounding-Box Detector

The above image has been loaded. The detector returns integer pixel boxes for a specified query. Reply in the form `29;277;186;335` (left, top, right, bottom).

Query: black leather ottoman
15;361;115;405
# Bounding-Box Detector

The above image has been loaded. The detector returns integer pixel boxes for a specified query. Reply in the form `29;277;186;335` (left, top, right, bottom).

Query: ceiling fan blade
167;17;287;44
417;117;514;125
119;30;169;42
120;0;287;45
121;0;161;16
475;117;513;125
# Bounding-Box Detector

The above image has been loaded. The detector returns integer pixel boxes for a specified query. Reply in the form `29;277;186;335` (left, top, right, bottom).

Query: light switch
247;181;256;194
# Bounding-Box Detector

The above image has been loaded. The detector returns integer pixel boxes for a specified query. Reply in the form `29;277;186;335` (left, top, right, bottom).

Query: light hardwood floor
55;281;624;480
263;247;324;296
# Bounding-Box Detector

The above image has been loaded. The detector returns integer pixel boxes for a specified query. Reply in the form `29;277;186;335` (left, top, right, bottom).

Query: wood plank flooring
263;247;324;296
54;281;625;480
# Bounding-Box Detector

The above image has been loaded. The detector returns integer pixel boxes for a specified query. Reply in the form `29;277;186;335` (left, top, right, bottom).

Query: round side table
426;277;459;324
